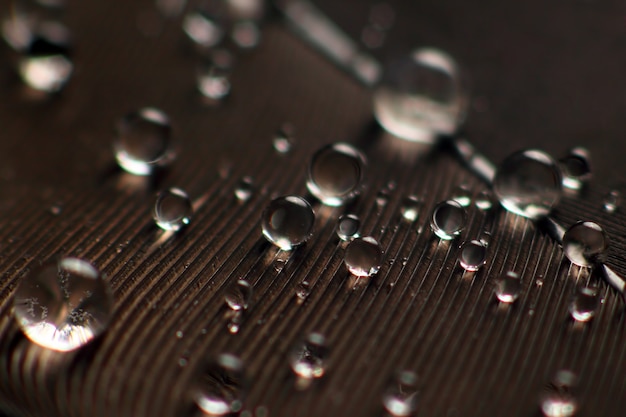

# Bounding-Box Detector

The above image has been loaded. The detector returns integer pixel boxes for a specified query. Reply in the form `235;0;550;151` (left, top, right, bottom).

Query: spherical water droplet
400;195;421;222
114;108;175;176
195;353;245;416
344;236;383;278
273;124;295;154
336;214;361;241
382;370;419;416
235;177;254;201
224;280;252;311
451;185;472;207
183;10;224;49
261;196;315;250
603;190;620;213
494;271;521;303
153;188;193;231
197;66;231;101
560;147;591;191
569;286;599;323
562;221;608;267
373;48;467;143
231;21;260;49
539;371;578;417
289;332;329;379
474;190;494;211
493;149;562;219
458;240;487;272
12;257;113;352
430;200;467;240
306;143;367;207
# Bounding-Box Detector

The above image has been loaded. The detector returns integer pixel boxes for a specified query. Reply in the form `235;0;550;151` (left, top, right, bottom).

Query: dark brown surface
0;0;625;416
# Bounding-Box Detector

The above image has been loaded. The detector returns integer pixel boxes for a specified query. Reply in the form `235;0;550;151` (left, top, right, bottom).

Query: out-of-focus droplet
562;221;608;267
261;196;315;250
369;2;396;30
451;184;472;207
197;65;231;101
114;107;175;176
361;25;385;49
295;280;310;303
153;188;193;231
560;147;591;191
382;370;419;416
273;124;294;154
539;370;578;417
344;236;383;278
289;332;328;380
307;143;367;207
12;257;113;352
603;190;620;213
373;48;467;143
569;286;599;323
156;0;187;18
400;195;421;222
194;353;245;416
224;280;252;311
336;214;361;241
493;149;562;219
430;200;467;240
475;190;494;211
235;176;254;202
494;271;521;303
458;240;487;272
231;20;260;49
183;10;224;49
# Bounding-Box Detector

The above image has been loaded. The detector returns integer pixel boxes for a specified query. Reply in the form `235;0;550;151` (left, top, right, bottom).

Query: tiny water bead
295;280;311;303
373;48;467;143
273;124;295;154
261;196;315;250
451;184;472;207
224;280;252;311
458;240;487;272
569;286;599;323
336;214;361;241
430;200;467;240
114;108;175;176
234;176;254;201
400;195;421;222
603;190;620;213
183;9;224;49
539;370;578;417
153;188;193;231
289;332;329;380
344;236;383;278
493;149;562;219
562;221;608;267
306;142;367;207
494;271;522;303
382;370;419;417
560;147;591;191
12;257;113;352
194;353;245;416
474;190;494;211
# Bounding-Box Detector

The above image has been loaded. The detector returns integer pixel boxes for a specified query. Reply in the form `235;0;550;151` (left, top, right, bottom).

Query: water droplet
494;271;521;303
306;143;367;207
344;236;383;278
176;330;184;339
562;221;608;267
474;190;494;211
153;188;193;231
289;332;328;379
231;20;260;49
114;108;175;176
234;177;254;201
273;124;295;154
49;203;62;215
560;147;591;191
458;240;487;272
376;189;390;207
195;353;245;416
603;190;620;213
451;185;472;207
493;149;562;219
373;48;467;143
400;195;421;222
197;53;232;102
12;257;113;352
569;286;599;323
336;214;361;241
539;370;578;417
295;281;310;303
382;370;419;416
430;200;467;240
261;196;315;250
224;280;252;311
183;10;224;49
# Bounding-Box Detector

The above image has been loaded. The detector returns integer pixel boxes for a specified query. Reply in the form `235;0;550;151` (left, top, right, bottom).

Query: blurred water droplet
562;221;607;267
224;280;252;311
373;48;467;143
560;147;591;191
369;2;396;29
231;20;260;48
156;0;187;18
603;190;620;213
458;240;487;272
539;370;578;417
344;236;383;278
569;286;599;323
478;231;492;247
114;107;175;176
493;149;562;219
307;143;367;207
261;196;315;250
197;64;231;101
195;353;245;416
494;271;521;303
295;280;310;303
183;10;224;49
176;330;184;339
273;124;294;154
400;195;421;222
226;311;243;334
235;176;254;201
289;332;328;380
451;185;472;207
49;203;62;215
153;188;193;231
12;257;113;352
430;200;467;240
336;214;361;241
474;190;494;211
376;189;390;207
382;370;419;416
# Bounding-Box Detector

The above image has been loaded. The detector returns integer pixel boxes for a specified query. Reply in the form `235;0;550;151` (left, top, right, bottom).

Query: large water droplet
569;286;599;323
458;240;487;272
430;200;467;240
224;280;252;311
539;370;578;417
289;332;328;379
194;353;245;416
306;143;367;207
261;196;315;250
562;221;607;267
382;370;419;416
114;108;175;176
603;190;620;213
336;214;361;241
273;124;295;154
560;147;591;191
12;257;113;352
493;149;562;219
400;195;421;222
344;236;383;278
153;188;193;231
373;48;467;143
494;271;521;303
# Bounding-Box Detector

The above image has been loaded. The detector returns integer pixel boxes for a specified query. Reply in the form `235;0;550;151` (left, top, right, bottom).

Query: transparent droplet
114;107;175;176
376;189;390;207
373;48;467;143
289;332;328;379
306;143;367;207
344;236;383;278
475;190;494;211
382;370;419;416
400;195;421;222
562;221;608;267
12;257;113;352
336;214;361;241
603;190;620;213
494;271;521;303
295;281;310;303
261;196;315;250
234;176;254;202
197;64;231;101
49;203;62;215
183;10;224;49
153;188;193;231
273;124;295;154
493;149;562;219
195;353;245;416
458;240;487;272
430;200;467;240
451;184;472;207
539;370;578;417
560;147;591;191
224;280;252;311
569;286;599;323
231;20;260;49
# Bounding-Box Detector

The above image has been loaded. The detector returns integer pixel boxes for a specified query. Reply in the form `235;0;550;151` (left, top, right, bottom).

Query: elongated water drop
194;353;245;416
382;370;419;416
430;200;467;240
336;214;361;241
289;332;328;379
224;280;252;311
153;188;193;231
494;271;521;303
183;9;224;49
562;221;607;267
261;196;315;250
344;236;382;278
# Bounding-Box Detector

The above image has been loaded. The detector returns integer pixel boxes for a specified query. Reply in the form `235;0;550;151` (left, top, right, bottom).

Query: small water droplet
458;240;487;272
494;271;521;303
336;214;361;241
295;280;310;303
231;20;260;49
261;195;315;250
562;221;608;267
197;54;232;101
224;279;252;311
273;124;295;154
560;147;591;191
382;370;419;416
12;257;113;352
603;190;620;213
376;189;390;207
289;332;328;380
344;236;383;278
153;188;193;231
400;195;421;222
306;143;367;206
493;149;562;219
569;286;599;323
539;370;578;417
226;311;243;334
176;330;184;339
478;231;492;246
430;200;467;240
235;177;254;202
194;353;245;416
49;203;62;215
183;10;224;49
451;185;472;207
474;190;494;211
